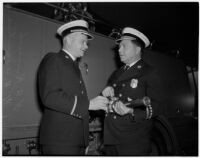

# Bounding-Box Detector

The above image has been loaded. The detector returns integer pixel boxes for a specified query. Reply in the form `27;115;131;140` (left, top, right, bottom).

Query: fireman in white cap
102;27;163;155
38;20;108;155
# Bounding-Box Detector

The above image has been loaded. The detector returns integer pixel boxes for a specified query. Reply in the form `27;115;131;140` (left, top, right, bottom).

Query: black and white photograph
2;1;198;156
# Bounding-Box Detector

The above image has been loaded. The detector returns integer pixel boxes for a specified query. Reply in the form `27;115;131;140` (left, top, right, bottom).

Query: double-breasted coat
104;59;163;154
38;50;89;147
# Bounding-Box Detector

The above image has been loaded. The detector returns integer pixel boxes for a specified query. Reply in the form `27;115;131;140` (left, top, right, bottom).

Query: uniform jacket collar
116;59;146;82
59;50;75;63
58;50;80;76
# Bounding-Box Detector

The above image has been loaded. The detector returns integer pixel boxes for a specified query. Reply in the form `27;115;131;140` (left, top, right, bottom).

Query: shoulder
142;62;161;84
39;52;64;72
110;67;123;78
141;61;156;75
41;52;72;65
42;52;58;63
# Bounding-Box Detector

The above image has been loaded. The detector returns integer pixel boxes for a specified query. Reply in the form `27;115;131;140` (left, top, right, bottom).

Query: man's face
118;39;140;65
66;32;89;58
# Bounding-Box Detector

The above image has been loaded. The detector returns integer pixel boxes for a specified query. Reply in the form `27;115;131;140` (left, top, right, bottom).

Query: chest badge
130;79;138;88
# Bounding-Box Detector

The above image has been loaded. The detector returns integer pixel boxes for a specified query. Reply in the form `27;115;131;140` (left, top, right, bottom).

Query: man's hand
89;96;109;111
102;86;114;98
113;101;133;116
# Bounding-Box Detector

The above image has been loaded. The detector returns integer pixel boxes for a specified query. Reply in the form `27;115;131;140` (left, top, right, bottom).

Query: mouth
120;55;124;58
119;55;126;61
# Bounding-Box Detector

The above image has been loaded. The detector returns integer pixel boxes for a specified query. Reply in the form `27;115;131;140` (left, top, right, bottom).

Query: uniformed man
38;20;108;155
102;27;163;155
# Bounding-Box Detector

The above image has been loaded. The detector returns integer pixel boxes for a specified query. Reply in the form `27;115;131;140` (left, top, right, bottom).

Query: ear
136;46;141;55
65;33;76;45
64;36;71;45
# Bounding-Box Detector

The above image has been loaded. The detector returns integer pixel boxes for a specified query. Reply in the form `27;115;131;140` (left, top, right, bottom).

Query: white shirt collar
62;49;76;61
127;58;141;68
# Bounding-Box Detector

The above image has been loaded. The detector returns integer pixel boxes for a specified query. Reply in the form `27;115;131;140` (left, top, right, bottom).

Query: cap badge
130;78;138;88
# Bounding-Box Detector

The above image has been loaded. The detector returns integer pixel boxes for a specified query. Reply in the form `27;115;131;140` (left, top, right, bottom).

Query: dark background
3;3;198;155
5;2;199;68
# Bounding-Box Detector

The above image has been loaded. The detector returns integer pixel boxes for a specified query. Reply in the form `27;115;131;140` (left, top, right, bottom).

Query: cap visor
81;32;93;40
71;30;93;40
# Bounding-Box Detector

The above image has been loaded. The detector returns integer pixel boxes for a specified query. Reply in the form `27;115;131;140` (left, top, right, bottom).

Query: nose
118;48;123;55
118;46;122;53
84;43;88;50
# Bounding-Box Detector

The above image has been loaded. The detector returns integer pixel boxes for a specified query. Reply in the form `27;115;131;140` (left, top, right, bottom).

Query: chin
78;53;83;57
81;51;86;56
120;58;125;62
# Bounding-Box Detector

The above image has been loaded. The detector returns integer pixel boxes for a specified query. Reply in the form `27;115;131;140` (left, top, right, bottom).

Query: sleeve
70;81;89;118
133;69;164;121
146;69;164;118
38;54;89;118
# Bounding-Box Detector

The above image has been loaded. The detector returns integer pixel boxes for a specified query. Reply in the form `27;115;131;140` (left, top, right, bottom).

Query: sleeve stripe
70;95;77;115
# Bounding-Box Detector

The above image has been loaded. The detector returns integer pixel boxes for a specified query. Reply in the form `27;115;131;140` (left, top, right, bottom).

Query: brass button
119;93;122;97
113;115;117;119
113;84;116;87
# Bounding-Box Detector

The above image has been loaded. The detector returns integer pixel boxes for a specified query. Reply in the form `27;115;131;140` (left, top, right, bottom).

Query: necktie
124;65;130;71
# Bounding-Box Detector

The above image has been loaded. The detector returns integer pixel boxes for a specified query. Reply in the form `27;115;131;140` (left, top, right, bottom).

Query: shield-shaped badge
130;79;138;88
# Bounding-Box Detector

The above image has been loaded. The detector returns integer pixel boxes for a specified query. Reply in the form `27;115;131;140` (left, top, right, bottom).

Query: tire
150;115;183;156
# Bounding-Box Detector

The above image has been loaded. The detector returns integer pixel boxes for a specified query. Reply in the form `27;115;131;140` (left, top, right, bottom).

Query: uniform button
122;84;125;87
80;80;82;84
81;91;84;94
113;84;116;87
119;93;122;97
113;115;117;119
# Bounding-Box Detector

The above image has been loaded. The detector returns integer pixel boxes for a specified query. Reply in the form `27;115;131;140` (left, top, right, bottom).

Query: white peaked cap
57;20;93;40
116;27;150;48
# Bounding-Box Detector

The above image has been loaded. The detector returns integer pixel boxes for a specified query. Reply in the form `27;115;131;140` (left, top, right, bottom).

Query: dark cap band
61;26;88;37
123;33;145;48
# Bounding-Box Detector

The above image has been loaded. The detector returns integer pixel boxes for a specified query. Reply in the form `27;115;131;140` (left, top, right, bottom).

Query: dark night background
3;2;199;156
6;2;199;68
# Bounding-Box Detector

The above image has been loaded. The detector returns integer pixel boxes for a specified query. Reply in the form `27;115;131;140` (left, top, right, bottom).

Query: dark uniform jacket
38;50;89;147
104;59;163;151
